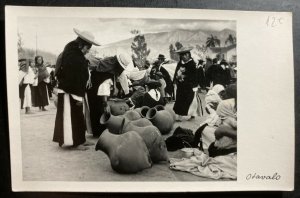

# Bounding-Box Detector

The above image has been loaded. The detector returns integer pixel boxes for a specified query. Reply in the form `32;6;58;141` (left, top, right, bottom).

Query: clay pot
154;105;165;111
136;106;150;118
134;107;142;115
129;118;153;127
100;112;125;134
146;107;174;135
162;106;177;122
123;110;142;121
121;120;169;163
154;105;176;122
108;100;129;116
95;129;152;173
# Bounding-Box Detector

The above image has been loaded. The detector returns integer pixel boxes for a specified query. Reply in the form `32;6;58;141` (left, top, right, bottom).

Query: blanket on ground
170;150;236;180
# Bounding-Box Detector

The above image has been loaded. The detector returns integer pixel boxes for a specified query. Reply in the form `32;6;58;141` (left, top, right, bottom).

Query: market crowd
19;28;237;178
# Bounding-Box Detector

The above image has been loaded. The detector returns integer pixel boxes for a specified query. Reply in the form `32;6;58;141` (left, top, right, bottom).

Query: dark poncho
173;59;197;115
57;40;89;97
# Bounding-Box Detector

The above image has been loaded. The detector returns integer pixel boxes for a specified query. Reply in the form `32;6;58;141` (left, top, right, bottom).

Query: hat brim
175;47;194;54
73;28;100;46
146;80;161;87
18;58;27;62
116;54;127;69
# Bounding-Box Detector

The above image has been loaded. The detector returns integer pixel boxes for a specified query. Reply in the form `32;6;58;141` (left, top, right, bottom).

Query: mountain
97;28;236;60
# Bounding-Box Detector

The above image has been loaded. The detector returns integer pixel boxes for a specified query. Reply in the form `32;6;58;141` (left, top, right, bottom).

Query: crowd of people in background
19;56;56;114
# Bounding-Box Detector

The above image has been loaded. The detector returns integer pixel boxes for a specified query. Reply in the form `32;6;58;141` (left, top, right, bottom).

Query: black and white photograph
5;7;294;192
17;15;237;181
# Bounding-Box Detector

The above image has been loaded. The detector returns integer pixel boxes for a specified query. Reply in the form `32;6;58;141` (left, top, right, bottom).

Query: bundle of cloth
170;149;236;180
170;84;237;180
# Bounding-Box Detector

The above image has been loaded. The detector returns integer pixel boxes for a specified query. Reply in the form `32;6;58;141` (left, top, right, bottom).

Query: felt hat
146;79;161;88
73;28;100;46
198;59;204;65
155;71;164;78
220;59;228;66
175;46;193;54
18;58;27;62
157;54;166;60
116;50;131;69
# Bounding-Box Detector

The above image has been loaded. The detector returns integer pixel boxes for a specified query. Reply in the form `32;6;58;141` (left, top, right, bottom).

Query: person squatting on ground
194;83;237;157
86;50;131;137
141;79;166;108
53;28;100;150
150;54;174;102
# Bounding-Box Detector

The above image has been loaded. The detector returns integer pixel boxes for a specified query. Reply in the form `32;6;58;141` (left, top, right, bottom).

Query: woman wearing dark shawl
53;28;100;150
173;47;198;118
35;56;50;111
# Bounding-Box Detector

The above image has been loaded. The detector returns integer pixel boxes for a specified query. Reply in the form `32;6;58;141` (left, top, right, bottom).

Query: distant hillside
97;28;236;61
18;48;58;64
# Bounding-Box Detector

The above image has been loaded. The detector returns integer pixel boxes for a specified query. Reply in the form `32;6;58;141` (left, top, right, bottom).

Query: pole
35;31;37;56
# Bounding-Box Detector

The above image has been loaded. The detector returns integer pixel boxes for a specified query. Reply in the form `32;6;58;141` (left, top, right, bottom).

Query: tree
131;30;150;70
206;34;221;48
225;34;236;46
175;41;183;50
17;31;24;55
195;44;208;60
169;44;176;61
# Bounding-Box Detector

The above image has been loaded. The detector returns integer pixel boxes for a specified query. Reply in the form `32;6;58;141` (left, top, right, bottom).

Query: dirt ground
20;93;225;182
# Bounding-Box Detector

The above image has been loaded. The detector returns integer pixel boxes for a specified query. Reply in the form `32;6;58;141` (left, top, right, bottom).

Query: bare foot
83;141;94;146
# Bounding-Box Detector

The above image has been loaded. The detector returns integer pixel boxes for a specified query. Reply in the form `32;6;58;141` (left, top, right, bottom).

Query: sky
18;17;236;56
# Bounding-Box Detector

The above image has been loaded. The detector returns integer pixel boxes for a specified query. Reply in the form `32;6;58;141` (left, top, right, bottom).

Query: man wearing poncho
53;28;100;150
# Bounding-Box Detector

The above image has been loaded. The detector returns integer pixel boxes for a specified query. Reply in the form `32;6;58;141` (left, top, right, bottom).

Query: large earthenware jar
146;107;174;135
108;100;129;116
123;110;142;121
95;130;152;173
121;120;169;163
129;118;152;127
135;106;150;118
100;112;125;134
159;105;176;122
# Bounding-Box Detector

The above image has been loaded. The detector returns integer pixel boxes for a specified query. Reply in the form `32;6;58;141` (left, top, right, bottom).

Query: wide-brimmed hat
18;58;27;62
73;28;100;46
175;46;194;54
220;59;228;66
146;79;161;88
116;50;131;69
157;54;166;60
155;71;164;78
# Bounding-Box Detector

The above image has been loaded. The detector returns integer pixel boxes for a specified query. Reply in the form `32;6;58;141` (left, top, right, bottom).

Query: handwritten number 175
266;16;283;27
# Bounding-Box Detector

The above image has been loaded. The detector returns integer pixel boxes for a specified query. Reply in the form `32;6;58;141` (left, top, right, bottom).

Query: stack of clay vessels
108;100;129;116
95;129;152;173
145;105;175;135
97;107;169;173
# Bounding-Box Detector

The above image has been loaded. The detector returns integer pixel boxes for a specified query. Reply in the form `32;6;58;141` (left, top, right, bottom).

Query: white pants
22;84;32;108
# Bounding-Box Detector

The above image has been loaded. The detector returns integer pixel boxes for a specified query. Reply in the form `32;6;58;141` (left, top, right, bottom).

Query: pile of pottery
95;105;176;174
107;99;130;116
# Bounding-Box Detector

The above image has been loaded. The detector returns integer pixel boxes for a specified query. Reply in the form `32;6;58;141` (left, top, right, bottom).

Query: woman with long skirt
35;56;50;111
173;46;198;120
